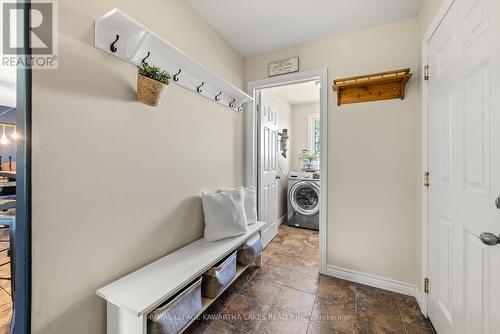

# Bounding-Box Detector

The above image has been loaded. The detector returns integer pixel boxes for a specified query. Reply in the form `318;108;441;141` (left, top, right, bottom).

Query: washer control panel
289;171;320;180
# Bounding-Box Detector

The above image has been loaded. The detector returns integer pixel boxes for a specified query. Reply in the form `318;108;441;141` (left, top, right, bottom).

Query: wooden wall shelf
332;69;412;106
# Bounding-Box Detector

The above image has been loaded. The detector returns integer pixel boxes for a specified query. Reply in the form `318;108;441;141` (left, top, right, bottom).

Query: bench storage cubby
201;251;237;299
237;233;263;266
148;277;202;334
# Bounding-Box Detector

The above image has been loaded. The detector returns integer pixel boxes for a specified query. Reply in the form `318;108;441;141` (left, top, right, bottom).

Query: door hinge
424;277;430;294
256;104;261;112
424;65;430;81
424;172;430;187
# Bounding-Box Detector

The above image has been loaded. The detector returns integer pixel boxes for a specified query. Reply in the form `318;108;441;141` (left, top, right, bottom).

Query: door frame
246;68;328;274
10;1;33;333
420;0;456;317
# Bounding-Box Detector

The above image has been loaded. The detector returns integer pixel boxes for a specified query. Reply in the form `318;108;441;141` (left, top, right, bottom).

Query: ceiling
264;81;319;106
188;0;422;57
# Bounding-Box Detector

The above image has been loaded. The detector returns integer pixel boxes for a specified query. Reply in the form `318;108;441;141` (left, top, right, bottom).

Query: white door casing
246;68;328;274
258;92;279;247
427;0;500;333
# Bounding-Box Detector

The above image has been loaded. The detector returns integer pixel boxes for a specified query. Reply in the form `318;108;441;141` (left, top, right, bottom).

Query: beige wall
419;0;446;37
31;1;244;333
245;18;419;284
291;103;320;169
414;0;446;293
261;91;293;220
31;2;447;331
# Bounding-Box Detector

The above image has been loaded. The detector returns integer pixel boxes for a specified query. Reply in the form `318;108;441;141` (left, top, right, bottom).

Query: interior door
428;0;500;333
258;92;279;247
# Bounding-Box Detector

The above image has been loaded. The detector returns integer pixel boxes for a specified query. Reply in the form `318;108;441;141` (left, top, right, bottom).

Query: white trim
307;113;321;155
327;265;416;297
247;68;328;274
277;214;287;226
420;38;430;318
422;0;456;42
420;0;456;318
415;289;427;316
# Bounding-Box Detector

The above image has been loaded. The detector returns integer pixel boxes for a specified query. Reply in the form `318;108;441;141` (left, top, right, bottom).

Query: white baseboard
326;265;416;297
277;214;287;225
415;288;428;316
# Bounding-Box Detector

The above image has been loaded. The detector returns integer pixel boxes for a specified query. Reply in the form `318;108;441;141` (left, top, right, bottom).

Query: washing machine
287;171;320;230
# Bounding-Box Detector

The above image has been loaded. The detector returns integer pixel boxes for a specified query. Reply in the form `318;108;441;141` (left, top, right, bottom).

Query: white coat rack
94;9;253;111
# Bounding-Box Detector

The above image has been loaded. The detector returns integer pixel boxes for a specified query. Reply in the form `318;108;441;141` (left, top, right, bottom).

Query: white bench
96;222;266;334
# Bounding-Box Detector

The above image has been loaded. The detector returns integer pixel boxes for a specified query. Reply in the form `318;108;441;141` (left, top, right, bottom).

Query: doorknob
496;195;500;209
479;232;500;246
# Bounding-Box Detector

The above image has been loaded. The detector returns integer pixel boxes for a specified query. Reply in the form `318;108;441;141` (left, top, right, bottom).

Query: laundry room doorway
246;69;328;274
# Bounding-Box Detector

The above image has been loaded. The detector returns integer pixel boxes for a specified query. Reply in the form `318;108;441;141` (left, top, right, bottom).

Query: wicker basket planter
137;74;168;107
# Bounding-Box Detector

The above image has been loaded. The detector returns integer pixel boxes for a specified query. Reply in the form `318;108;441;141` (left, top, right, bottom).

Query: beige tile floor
186;224;434;334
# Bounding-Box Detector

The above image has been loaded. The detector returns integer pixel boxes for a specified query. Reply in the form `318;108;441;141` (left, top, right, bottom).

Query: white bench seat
96;222;265;334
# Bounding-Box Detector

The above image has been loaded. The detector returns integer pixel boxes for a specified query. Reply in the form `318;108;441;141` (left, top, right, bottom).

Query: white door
428;0;500;333
258;92;279;247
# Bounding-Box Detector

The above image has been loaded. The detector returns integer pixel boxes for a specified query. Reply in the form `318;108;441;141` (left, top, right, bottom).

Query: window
308;114;320;157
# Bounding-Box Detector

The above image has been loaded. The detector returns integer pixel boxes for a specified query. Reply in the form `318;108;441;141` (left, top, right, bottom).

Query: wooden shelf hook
332;68;412;106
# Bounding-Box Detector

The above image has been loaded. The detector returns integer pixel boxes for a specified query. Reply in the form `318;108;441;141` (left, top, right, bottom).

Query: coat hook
141;51;151;64
229;99;236;108
215;92;222;101
173;69;181;82
196;82;204;93
110;34;119;53
238;104;244;112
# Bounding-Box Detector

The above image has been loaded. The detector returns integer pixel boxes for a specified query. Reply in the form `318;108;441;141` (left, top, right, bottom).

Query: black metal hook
229;99;236;108
238;104;244;112
215;92;222;101
196;82;205;93
110;34;119;53
173;69;181;82
141;51;150;64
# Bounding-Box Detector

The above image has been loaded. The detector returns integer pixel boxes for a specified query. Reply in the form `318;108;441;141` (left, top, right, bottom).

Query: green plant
298;149;318;162
137;63;171;85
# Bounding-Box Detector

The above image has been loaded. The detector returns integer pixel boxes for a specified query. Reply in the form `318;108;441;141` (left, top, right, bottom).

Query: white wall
0;64;16;107
0;15;16;107
261;91;293;220
245;18;419;285
31;1;244;333
291;103;320;170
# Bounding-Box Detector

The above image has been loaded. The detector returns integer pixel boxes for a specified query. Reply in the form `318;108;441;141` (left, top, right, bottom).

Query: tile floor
186;224;434;334
0;228;12;334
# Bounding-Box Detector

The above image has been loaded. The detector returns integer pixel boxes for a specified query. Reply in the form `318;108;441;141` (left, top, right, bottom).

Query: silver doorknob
479;233;500;246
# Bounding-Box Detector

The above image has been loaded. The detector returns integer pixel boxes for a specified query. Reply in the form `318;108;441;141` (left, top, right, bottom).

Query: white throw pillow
202;188;248;242
240;186;257;225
